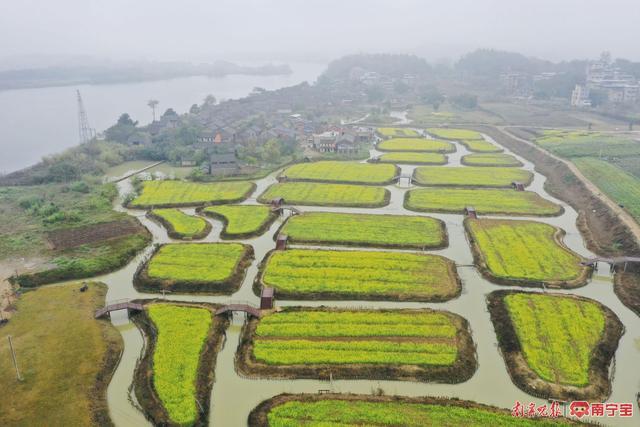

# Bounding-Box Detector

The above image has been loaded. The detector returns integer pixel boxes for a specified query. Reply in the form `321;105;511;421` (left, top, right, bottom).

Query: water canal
99;130;640;426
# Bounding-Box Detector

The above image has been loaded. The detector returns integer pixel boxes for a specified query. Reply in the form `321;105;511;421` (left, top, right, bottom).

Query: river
95;131;639;426
0;62;325;174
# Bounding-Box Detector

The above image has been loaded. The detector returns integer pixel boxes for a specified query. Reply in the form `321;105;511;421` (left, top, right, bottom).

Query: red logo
569;401;590;418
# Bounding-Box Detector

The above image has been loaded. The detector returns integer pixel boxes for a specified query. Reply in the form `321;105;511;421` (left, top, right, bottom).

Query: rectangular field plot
460;139;503;153
405;188;562;216
136;243;252;293
377;138;455;153
488;291;622;401
426;128;484;140
461;153;522;167
130;180;254;208
376;152;447;165
149;208;210;239
377;127;420;138
572;157;640;223
413;166;532;188
239;308;476;382
282;161;397;185
280;212;447;249
252;395;575;427
260;248;460;301
201;205;276;238
466;219;587;287
258;182;389;208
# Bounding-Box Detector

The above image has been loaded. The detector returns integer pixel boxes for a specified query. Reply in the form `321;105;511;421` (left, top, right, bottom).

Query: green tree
263;138;282;163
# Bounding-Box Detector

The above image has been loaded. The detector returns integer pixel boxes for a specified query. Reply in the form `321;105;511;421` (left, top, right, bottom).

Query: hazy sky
1;0;639;66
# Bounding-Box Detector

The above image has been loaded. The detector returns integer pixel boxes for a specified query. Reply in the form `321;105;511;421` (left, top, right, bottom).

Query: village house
201;152;240;176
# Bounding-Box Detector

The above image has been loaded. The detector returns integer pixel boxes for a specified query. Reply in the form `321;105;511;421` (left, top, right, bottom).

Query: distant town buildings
573;52;640;107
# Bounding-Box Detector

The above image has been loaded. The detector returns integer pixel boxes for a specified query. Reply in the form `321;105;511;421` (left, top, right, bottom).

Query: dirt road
496;126;640;246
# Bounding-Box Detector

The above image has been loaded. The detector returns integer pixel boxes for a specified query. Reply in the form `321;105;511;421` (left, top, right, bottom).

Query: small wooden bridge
581;256;640;271
393;174;413;187
272;205;302;216
215;302;262;319
95;299;145;319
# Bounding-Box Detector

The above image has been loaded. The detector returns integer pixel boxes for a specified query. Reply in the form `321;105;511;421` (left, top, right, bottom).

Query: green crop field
462;153;522;167
283;161;397;184
377;138;455;153
280;212;446;248
202;205;275;238
426;128;484;140
377;127;420;138
146;243;247;285
405;188;561;216
376;152;447;165
261;248;459;300
413;166;532;187
466;219;585;285
572;157;640;223
150;208;209;239
130;180;254;208
258;182;389;208
252;309;459;366
504;293;605;386
148;304;213;425
534;130;640;158
263;398;571;427
460;139;503;153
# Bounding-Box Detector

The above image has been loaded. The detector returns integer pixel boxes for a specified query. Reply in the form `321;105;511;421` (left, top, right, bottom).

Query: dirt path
0;257;50;319
495;125;640;245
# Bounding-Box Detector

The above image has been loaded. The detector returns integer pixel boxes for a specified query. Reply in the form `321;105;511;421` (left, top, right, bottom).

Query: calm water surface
0;62;324;173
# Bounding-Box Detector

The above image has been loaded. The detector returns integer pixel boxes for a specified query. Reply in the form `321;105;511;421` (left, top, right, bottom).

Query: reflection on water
94;131;639;426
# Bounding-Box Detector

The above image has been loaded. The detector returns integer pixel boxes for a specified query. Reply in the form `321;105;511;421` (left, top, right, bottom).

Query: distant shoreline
0;62;293;92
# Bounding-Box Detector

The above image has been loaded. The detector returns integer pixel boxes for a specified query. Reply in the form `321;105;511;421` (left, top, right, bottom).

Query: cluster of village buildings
571;53;639;107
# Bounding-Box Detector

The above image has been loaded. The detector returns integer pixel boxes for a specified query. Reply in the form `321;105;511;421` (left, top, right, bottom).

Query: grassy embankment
533;130;640;223
0;283;122;426
280;212;447;249
259;248;459;301
258;182;389;208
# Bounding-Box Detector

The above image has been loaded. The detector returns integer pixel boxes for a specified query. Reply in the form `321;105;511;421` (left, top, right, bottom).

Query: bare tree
147;99;159;122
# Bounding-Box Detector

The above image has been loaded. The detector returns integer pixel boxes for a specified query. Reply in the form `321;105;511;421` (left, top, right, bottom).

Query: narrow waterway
97;129;640;426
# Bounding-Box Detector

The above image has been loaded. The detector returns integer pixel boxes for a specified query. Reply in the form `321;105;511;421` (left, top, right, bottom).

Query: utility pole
77;90;95;144
7;335;23;381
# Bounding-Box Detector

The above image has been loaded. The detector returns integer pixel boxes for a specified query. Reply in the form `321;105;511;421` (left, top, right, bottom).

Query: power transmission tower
77;90;95;144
